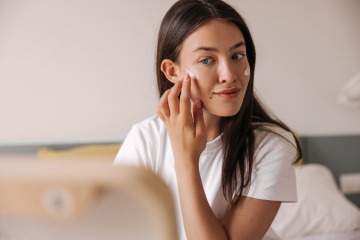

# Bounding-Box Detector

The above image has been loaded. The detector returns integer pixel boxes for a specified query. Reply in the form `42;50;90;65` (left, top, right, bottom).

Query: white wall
0;0;174;145
0;0;359;145
236;0;360;136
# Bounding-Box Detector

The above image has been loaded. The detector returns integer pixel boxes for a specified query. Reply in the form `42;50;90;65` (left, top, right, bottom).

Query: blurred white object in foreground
0;161;178;240
338;71;360;109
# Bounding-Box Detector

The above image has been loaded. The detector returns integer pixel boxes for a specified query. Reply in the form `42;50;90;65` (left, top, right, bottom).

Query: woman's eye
231;53;244;61
199;58;213;65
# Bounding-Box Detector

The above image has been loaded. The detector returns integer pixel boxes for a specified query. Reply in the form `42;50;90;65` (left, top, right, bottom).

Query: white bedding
284;229;360;240
269;164;360;240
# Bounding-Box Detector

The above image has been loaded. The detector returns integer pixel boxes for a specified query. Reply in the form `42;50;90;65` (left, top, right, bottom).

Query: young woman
114;0;302;239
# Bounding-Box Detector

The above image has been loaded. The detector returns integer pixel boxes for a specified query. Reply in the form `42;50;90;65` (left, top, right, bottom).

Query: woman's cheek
190;79;201;102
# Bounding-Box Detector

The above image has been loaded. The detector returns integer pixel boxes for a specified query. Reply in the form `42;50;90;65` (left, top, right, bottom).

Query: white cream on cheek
186;69;199;80
185;68;205;101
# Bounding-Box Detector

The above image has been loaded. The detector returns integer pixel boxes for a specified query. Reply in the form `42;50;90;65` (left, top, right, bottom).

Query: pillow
37;144;121;162
271;163;360;238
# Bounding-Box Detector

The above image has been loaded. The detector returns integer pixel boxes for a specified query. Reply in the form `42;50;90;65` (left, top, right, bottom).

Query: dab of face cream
244;65;250;76
186;69;199;80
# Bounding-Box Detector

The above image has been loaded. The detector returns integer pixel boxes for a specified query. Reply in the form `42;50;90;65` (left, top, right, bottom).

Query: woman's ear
161;59;180;84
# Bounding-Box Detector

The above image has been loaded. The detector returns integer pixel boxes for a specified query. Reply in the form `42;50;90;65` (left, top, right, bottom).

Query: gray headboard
300;135;360;207
1;135;359;207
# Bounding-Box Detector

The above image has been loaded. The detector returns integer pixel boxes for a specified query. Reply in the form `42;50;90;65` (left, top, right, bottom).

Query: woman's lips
213;88;240;98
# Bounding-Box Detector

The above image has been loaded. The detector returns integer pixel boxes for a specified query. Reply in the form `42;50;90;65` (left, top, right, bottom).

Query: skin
157;20;281;240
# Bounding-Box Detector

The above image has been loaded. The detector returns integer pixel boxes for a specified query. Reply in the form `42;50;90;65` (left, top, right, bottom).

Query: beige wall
235;0;360;136
0;0;359;145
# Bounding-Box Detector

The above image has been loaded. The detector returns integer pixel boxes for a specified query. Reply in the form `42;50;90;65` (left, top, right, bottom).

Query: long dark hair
156;0;302;204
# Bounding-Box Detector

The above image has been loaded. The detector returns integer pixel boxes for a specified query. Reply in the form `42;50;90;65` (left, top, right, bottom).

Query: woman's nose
218;60;237;84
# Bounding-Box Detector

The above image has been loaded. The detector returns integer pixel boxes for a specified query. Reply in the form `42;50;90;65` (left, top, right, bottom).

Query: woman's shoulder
246;123;299;202
253;123;297;159
131;115;166;134
117;115;167;158
254;123;296;146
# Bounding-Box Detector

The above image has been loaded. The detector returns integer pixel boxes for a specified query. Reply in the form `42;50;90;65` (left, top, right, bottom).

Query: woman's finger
157;106;167;123
168;80;182;115
157;89;171;120
179;74;192;121
192;99;206;139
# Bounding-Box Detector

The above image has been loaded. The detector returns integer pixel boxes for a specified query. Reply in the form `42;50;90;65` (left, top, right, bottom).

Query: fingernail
195;99;202;108
184;74;190;82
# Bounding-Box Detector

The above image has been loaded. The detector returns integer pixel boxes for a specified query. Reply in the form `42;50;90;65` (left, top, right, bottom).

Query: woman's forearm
175;162;229;240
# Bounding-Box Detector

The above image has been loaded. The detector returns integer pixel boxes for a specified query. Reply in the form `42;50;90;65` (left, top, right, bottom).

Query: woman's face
177;19;250;117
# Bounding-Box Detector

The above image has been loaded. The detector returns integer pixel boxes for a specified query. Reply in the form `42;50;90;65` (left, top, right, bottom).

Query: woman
114;0;302;239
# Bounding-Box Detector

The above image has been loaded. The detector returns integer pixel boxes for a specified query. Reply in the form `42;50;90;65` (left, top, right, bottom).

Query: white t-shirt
114;115;298;240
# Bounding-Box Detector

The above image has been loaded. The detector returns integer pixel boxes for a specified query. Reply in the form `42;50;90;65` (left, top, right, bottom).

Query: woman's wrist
173;156;200;175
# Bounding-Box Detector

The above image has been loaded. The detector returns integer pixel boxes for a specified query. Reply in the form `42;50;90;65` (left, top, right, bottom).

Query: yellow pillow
37;144;121;162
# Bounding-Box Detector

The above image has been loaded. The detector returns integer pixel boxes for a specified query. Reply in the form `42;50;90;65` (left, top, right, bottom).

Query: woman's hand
157;74;207;169
158;75;230;240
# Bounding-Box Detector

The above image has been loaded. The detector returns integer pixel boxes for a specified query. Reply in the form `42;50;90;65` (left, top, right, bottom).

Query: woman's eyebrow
230;41;245;50
193;46;217;53
193;41;245;53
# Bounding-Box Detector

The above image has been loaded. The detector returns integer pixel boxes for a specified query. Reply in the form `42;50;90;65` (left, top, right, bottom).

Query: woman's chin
205;107;241;118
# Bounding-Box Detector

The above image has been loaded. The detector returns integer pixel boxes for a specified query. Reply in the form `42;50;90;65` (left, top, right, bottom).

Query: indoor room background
0;0;359;207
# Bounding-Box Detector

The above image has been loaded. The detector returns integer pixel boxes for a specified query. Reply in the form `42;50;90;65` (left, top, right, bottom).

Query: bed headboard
300;135;360;207
1;135;359;208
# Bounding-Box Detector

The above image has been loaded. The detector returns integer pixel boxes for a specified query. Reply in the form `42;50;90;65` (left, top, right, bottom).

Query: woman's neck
203;111;222;142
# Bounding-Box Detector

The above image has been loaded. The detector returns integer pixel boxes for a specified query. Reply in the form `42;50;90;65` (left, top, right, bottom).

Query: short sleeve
243;128;298;202
113;124;149;167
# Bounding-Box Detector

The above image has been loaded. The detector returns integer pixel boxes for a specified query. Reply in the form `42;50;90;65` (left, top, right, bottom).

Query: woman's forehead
181;19;245;52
